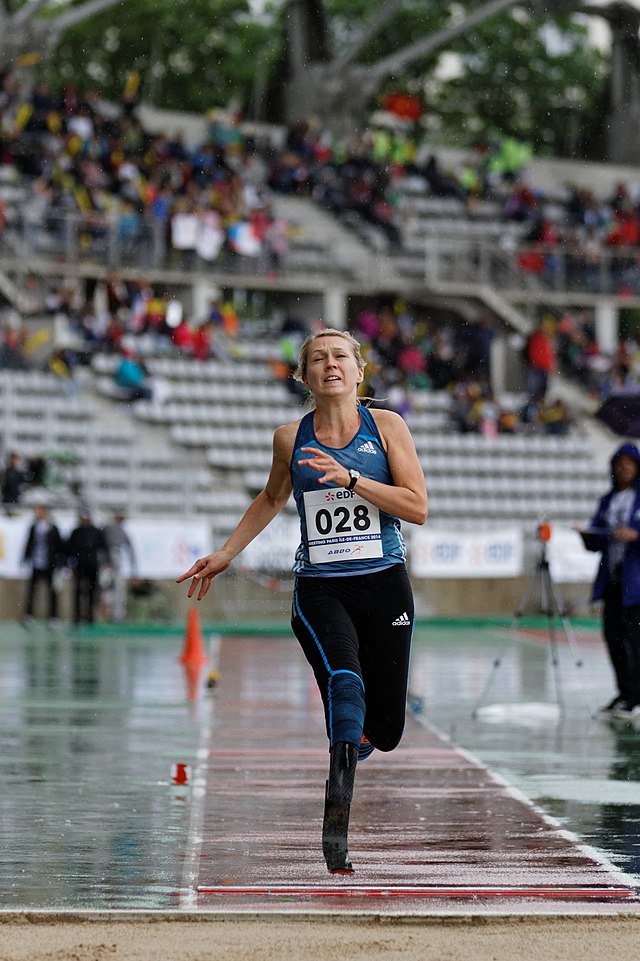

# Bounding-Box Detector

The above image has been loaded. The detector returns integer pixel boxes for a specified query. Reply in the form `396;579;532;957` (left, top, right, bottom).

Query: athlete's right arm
176;423;296;600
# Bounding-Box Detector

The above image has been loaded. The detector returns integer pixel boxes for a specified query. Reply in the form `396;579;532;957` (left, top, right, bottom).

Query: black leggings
603;579;640;706
291;565;414;751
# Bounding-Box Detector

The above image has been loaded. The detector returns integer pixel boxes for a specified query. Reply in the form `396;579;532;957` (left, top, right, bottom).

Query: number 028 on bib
303;489;382;564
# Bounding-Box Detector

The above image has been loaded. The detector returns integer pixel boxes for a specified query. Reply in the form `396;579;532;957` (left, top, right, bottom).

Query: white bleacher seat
39;342;600;527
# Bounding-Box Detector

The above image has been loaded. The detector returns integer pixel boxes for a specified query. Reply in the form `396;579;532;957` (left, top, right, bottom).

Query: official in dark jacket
65;508;110;624
2;452;25;512
582;443;640;716
22;503;63;621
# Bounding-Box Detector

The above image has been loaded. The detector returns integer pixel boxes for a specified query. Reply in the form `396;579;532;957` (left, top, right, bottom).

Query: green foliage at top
430;11;606;154
47;0;277;114
39;0;608;156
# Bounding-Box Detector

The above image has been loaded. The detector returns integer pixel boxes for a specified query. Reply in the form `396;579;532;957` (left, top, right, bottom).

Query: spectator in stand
427;328;457;390
106;272;131;316
535;396;572;436
65;507;110;625
103;313;126;353
371;307;404;377
463;314;494;383
504;180;538;222
487;135;533;184
48;346;78;397
143;290;169;343
450;379;499;435
192;322;213;361
22;502;63;625
171;317;195;354
524;318;555;405
264;214;289;273
0;318;28;370
1;451;25;512
451;381;484;433
170;199;199;270
354;307;379;341
422;154;461;198
608;341;636;393
221;300;239;339
114;347;153;401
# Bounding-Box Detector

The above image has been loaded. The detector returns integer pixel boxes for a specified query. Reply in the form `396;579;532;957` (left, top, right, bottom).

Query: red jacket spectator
526;326;555;373
608;212;640;247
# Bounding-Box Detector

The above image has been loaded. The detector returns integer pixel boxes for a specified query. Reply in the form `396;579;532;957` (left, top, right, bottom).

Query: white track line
178;633;221;909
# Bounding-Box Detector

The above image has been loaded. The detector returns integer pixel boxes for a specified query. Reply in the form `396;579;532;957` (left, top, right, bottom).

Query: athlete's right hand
176;551;231;600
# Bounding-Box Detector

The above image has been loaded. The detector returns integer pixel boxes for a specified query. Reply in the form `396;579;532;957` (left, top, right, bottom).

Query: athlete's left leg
291;577;364;873
351;565;415;753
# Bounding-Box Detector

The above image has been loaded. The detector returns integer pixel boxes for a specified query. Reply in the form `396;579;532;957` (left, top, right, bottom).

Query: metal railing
417;237;640;297
2;211;346;278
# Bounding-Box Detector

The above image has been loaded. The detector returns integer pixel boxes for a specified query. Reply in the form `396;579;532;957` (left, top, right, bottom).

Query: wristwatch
347;469;360;491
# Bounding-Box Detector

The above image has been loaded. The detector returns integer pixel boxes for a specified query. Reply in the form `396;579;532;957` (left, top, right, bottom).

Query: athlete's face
304;337;363;398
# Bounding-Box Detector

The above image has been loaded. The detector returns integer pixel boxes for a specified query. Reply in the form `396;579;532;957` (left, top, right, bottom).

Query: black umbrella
597;390;640;437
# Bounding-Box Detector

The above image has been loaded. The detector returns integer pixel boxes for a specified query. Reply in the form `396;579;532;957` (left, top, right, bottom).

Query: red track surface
187;635;639;913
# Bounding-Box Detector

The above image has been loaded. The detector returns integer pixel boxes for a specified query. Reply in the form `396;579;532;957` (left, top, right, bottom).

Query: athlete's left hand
298;447;350;487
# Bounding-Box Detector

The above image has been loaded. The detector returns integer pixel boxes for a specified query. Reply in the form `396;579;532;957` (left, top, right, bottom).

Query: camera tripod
472;537;590;717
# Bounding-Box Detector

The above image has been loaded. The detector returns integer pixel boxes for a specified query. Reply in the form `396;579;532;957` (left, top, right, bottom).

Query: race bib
304;488;382;564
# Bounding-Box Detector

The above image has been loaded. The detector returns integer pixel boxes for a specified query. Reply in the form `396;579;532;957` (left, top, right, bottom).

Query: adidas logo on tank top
357;440;377;455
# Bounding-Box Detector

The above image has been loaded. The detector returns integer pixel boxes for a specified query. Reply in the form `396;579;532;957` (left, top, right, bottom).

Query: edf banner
410;528;523;578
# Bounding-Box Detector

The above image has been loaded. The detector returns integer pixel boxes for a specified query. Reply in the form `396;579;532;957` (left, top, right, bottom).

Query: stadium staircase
272;194;406;287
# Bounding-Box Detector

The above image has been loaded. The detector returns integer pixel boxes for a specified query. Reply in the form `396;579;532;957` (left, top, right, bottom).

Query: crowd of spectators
3;73;640;438
266;117;640;297
4;62;640;301
347;300;576;437
3;260;639;438
0;269;245;403
512;180;640;296
267;121;536;250
0;72;289;271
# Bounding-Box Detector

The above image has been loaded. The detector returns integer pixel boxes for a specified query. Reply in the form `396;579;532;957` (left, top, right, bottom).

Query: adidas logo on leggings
392;611;410;627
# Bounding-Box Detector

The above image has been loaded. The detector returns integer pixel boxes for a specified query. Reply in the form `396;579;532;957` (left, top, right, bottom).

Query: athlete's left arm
365;409;428;525
298;410;427;524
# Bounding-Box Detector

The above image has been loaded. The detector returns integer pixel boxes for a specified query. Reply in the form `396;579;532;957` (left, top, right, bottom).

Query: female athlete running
177;328;428;873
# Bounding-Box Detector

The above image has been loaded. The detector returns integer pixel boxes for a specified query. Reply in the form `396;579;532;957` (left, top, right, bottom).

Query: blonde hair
293;328;366;384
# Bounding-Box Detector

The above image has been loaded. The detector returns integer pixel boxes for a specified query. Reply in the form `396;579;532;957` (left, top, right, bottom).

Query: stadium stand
85;330;608;534
0;81;630;578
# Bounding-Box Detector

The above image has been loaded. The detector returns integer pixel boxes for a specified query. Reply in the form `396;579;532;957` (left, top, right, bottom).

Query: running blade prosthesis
322;741;358;874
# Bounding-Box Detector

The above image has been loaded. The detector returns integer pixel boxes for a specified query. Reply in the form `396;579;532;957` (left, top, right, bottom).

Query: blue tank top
290;406;406;577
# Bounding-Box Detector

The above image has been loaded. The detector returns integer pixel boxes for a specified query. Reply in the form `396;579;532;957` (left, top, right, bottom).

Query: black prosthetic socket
322;741;358;873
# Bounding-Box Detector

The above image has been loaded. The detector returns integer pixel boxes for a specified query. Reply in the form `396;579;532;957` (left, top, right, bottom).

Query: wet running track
1;621;639;915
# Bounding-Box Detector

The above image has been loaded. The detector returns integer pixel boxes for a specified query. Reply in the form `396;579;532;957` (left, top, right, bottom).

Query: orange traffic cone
180;607;208;666
183;660;204;702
